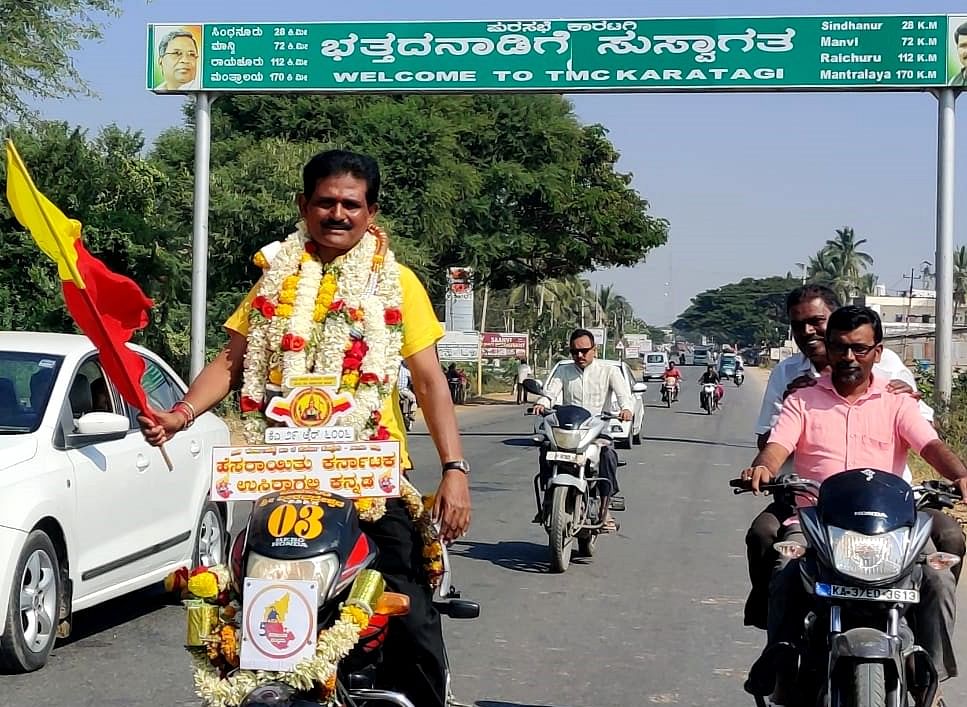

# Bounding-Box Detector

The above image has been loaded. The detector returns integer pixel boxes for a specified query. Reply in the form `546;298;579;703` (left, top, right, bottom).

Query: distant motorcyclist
662;361;681;401
699;364;723;407
398;361;416;411
533;328;633;533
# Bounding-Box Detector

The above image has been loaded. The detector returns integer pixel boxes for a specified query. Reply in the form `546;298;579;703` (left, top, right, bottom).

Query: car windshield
0;351;63;433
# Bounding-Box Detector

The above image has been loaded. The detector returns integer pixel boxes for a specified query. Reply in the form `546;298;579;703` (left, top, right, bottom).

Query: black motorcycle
732;471;962;707
230;490;479;707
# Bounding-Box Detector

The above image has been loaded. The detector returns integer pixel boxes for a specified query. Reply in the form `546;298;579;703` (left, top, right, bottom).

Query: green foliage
0;0;121;121
2;93;666;380
915;369;967;460
673;276;800;346
806;226;875;302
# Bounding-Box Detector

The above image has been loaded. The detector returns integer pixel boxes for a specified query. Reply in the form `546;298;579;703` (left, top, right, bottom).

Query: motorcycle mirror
521;378;544;396
433;599;480;619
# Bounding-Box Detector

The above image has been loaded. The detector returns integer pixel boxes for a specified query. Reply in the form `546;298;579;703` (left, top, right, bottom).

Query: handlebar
913;479;964;510
729;475;820;504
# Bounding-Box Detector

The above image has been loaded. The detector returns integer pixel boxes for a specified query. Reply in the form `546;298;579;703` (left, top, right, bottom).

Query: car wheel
0;530;61;673
193;501;226;568
617;435;632;450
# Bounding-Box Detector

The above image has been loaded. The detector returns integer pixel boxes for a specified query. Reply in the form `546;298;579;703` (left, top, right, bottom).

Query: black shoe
531;511;543;524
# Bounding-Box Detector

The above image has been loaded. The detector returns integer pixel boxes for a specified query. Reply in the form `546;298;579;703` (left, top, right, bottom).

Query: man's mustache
835;363;862;375
321;220;352;230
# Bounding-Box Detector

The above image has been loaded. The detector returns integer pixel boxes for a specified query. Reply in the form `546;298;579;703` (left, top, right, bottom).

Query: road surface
3;370;965;706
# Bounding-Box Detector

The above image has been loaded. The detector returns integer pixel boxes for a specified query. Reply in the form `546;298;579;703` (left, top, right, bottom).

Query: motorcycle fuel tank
246;490;366;562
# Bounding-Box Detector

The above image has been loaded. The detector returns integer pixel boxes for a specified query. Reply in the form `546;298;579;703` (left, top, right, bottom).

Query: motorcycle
731;472;962;707
734;369;745;386
398;388;417;431
522;378;618;573
661;376;679;407
700;382;718;414
230;490;480;707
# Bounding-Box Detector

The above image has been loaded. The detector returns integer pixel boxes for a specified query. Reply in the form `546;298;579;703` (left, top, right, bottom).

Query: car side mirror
632;382;647;394
521;378;544;396
67;412;130;447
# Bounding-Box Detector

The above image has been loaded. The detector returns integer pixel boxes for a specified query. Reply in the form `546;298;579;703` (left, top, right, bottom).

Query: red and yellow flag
5;139;155;415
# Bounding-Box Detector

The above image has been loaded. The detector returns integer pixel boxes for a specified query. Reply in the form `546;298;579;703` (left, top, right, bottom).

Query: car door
125;354;205;566
67;357;156;599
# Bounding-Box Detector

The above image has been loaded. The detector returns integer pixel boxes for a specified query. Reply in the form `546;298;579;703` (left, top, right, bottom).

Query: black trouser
515;381;527;404
539;444;619;498
360;498;447;707
745;503;966;630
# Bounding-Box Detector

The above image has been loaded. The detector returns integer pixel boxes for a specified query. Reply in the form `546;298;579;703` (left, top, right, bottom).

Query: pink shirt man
770;373;938;497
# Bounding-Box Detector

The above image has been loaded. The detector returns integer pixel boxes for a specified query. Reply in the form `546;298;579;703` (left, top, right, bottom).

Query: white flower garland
193;607;366;707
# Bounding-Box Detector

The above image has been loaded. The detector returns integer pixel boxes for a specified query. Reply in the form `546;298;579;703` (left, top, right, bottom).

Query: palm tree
954;246;967;325
856;273;879;296
824;226;874;290
807;248;851;303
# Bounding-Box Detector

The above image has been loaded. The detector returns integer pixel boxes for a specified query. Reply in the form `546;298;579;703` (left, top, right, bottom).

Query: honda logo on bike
861;469;875;482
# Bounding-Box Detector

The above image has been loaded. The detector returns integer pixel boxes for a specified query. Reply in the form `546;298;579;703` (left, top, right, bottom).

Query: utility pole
902;267;920;363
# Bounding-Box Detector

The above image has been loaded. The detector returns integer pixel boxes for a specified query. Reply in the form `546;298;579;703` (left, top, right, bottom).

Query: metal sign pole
189;92;213;382
934;88;956;405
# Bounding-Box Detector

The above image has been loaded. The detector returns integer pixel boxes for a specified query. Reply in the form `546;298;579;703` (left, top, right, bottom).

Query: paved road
3;370;966;706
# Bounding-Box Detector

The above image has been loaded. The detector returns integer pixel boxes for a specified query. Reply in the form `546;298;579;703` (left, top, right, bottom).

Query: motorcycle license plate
815;583;919;604
546;451;583;463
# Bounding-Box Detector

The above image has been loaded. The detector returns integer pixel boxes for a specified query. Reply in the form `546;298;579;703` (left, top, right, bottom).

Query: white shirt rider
537;358;634;416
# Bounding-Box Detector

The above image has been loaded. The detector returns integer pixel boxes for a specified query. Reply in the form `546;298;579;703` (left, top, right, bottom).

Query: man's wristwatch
442;460;471;476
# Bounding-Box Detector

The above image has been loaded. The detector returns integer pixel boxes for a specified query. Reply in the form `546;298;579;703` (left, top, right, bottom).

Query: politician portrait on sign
947;16;967;86
150;24;202;91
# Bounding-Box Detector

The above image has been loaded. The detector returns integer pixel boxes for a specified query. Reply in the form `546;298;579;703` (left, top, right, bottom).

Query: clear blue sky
29;0;967;325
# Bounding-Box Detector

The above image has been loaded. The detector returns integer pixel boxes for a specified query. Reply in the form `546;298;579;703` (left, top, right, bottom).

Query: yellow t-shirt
224;264;444;468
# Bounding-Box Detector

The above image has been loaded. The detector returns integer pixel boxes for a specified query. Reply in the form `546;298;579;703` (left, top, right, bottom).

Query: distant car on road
0;332;231;673
692;348;711;366
536;358;647;449
642;351;669;380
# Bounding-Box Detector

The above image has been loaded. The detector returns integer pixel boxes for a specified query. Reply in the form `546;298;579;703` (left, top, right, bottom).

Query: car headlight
246;551;340;606
828;526;909;582
551;428;584;450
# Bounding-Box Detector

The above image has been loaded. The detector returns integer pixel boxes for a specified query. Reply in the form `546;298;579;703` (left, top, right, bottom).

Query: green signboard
147;14;967;93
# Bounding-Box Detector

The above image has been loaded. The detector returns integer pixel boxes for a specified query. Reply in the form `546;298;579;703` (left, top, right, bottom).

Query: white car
0;332;231;672
536;359;646;449
642;351;669;380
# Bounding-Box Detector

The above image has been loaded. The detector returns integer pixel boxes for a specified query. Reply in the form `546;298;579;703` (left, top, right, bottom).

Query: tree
169;94;670;304
955;246;967;325
805;226;875;303
0;1;121;121
673;276;800;346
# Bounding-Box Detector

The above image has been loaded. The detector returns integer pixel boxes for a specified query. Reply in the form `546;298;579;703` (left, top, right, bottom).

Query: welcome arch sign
148;14;964;400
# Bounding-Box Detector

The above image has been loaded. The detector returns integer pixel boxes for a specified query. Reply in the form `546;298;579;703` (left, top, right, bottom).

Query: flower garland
239;222;404;522
191;599;371;707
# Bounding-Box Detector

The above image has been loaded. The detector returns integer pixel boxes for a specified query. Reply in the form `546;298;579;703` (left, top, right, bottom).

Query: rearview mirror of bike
521;378;544;396
434;599;480;619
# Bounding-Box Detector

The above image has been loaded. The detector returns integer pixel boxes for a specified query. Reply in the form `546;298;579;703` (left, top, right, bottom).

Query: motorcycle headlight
551;428;584;450
245;552;340;606
828;526;909;582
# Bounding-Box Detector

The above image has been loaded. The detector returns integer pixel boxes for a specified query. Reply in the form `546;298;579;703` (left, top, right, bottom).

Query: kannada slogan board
148;15;960;94
211;441;402;502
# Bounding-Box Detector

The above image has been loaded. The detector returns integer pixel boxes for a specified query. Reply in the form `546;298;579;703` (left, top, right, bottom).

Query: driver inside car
740;306;967;706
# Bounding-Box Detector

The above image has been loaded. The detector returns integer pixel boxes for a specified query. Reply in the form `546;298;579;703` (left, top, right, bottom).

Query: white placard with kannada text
211;440;402;502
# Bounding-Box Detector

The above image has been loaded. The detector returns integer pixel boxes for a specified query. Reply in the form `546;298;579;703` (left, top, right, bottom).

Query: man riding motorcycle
662;361;681;402
741;305;967;706
533;328;633;533
745;285;963;631
699;364;723;408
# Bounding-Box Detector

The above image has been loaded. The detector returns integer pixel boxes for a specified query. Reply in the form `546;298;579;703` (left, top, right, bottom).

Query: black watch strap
442;460;471;476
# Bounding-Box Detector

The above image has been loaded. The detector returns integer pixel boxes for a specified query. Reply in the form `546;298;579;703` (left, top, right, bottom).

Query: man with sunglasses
533;328;634;532
743;285;965;632
742;306;967;702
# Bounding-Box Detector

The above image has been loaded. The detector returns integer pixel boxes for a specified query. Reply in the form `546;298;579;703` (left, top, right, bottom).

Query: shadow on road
449;539;549;573
476;702;573;707
56;585;171;647
501;437;539;447
640;435;755;450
